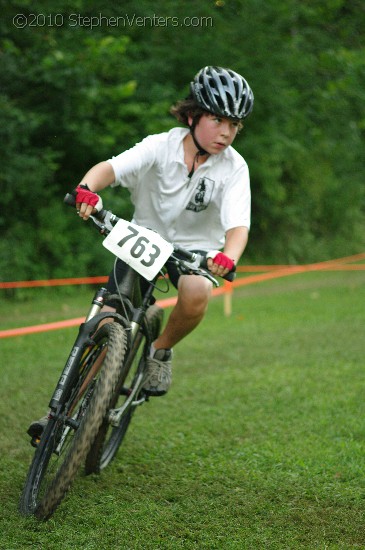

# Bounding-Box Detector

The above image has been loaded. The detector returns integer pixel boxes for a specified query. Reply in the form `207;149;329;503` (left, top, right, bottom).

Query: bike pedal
120;386;131;396
141;390;150;402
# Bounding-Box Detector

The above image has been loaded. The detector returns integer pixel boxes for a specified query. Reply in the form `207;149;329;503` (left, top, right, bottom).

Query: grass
0;270;365;548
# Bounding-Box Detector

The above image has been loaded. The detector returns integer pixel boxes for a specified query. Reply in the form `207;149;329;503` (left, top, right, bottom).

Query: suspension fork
48;310;127;411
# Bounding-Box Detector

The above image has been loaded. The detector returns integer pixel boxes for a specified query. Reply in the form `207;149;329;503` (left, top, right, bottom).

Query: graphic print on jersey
186;177;215;212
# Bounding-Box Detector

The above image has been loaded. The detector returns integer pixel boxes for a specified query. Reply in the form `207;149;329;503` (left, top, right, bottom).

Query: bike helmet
190;66;254;120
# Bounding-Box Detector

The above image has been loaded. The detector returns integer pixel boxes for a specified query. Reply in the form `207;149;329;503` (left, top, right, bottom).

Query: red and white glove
75;184;103;212
206;250;235;271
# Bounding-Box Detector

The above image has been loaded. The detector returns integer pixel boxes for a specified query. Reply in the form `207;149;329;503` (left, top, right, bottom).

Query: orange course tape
0;276;108;289
0;288;229;339
1;252;364;338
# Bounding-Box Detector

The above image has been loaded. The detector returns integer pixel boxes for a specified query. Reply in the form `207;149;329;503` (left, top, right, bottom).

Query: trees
1;5;138;279
1;0;364;282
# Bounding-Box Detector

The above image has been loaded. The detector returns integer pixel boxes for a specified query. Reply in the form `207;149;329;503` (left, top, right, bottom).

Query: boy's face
189;113;240;154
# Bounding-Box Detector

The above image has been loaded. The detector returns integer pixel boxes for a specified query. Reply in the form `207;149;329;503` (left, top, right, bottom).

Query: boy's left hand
206;251;235;276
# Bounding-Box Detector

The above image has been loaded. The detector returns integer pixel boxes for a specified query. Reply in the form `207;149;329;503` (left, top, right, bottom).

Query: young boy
28;66;253;437
76;65;253;394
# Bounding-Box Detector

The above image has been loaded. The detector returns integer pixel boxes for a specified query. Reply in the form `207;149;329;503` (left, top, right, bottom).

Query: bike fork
48;288;125;412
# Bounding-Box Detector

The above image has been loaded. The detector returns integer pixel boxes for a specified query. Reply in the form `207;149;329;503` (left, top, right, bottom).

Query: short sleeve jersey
107;127;251;251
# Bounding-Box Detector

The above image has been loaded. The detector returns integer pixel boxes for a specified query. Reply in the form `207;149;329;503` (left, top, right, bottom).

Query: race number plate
103;219;174;280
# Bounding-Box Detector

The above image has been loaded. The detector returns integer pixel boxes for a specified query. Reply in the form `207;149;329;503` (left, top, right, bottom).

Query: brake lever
197;268;219;287
176;256;219;288
90;211;117;235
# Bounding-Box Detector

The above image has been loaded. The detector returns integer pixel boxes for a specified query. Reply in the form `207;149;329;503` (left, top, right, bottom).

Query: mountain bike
19;193;235;520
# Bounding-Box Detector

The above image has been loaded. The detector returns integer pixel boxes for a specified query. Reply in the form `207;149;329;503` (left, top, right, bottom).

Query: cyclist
77;65;254;393
28;66;254;437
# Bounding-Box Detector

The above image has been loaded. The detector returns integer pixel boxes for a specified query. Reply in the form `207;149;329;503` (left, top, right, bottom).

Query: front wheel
85;305;164;474
19;322;127;520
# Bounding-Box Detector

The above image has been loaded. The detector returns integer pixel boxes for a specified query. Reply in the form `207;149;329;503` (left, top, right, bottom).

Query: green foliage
1;0;364;282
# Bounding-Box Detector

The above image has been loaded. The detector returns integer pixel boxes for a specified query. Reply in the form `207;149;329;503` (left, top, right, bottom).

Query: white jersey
107;127;251;251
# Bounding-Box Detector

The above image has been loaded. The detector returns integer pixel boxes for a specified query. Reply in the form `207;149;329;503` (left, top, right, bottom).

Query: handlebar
64;193;236;282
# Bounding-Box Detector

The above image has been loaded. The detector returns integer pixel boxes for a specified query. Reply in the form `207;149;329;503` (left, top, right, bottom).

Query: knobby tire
19;322;127;520
84;305;164;474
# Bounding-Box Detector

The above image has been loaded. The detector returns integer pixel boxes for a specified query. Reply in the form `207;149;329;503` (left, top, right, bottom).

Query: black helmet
190;66;254;120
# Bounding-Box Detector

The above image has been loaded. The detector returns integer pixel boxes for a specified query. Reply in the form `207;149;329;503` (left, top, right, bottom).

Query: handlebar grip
223;268;236;282
200;256;236;282
63;192;107;222
64;192;77;207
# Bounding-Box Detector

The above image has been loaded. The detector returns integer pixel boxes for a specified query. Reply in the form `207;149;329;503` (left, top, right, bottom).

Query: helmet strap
187;151;201;179
187;123;209;179
189;123;209;156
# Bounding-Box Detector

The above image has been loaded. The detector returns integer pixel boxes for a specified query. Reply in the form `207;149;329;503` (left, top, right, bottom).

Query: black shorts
105;250;207;305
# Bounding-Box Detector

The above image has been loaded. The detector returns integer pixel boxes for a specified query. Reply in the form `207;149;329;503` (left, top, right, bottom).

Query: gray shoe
27;415;49;439
142;349;172;396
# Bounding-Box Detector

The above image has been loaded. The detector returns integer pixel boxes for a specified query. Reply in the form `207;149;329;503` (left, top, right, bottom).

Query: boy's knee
178;276;212;314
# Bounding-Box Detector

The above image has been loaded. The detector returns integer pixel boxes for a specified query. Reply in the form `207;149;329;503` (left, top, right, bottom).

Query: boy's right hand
75;184;103;220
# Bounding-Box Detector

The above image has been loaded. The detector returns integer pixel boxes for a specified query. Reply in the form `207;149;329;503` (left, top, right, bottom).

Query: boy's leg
153;274;213;350
141;274;212;395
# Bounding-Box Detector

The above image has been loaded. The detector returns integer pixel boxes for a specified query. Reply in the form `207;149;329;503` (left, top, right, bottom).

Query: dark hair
170;97;243;130
170;97;207;127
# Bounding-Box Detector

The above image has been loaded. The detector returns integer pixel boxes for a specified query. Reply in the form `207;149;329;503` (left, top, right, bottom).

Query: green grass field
1;270;365;549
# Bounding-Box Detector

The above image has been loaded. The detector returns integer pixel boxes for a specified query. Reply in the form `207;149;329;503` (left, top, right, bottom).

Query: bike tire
84;305;164;474
19;322;127;520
